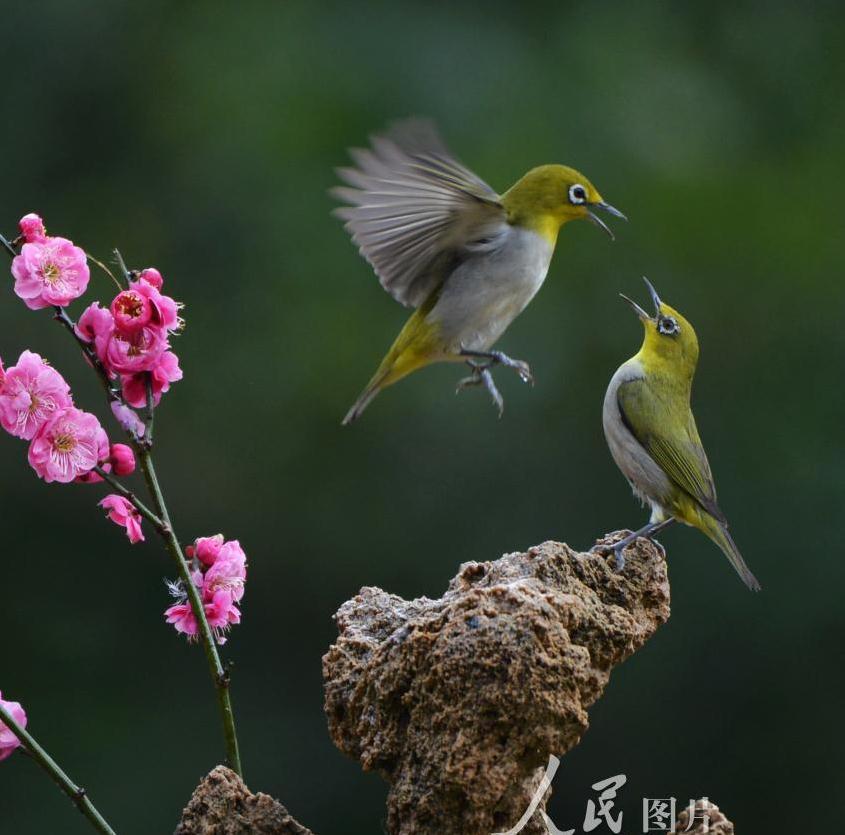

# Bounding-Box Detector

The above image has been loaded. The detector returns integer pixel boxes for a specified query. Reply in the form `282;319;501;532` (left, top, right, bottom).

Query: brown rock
323;535;671;834
174;765;314;835
674;799;735;833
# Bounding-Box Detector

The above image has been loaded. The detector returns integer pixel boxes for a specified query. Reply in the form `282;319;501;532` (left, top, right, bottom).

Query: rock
174;765;314;835
323;534;671;834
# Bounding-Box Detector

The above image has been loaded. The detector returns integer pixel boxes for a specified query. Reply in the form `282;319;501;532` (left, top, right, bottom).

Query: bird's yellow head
622;278;699;378
501;164;626;243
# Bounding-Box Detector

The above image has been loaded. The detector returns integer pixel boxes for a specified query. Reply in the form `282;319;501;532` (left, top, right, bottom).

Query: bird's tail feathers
704;518;761;592
342;371;389;425
342;310;441;426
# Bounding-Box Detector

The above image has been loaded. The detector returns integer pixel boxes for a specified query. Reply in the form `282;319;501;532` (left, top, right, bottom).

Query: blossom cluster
0;692;27;762
76;267;183;408
0;349;134;484
2;213;244;657
165;535;247;645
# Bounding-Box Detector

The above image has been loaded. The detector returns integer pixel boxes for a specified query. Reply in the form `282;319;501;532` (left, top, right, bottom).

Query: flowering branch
1;214;244;787
134;449;243;776
0;700;117;835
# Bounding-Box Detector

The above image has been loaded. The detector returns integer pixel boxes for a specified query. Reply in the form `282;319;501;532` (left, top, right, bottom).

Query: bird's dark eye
657;316;679;336
568;184;587;205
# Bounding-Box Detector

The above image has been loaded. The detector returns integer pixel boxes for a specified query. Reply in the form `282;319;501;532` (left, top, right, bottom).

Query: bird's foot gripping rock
323;538;670;835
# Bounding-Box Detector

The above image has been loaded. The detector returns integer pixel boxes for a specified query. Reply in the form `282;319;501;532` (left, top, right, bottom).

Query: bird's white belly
428;228;554;353
602;360;673;514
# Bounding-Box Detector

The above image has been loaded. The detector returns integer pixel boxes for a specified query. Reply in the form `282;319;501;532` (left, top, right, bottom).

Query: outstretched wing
616;376;725;522
332;119;507;309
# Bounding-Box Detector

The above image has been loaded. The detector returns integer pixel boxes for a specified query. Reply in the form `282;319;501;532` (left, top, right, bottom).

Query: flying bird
334;119;625;423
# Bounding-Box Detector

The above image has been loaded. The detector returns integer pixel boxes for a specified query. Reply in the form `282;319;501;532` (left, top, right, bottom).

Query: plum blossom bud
18;213;47;244
0;692;27;762
138;267;163;289
99;495;144;544
109;443;136;476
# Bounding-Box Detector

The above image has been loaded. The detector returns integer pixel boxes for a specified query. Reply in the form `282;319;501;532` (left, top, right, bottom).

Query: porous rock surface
175;765;314;835
323;534;671;834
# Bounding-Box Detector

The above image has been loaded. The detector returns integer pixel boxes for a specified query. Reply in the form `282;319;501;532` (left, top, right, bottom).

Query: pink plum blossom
28;406;108;483
0;351;73;440
165;589;240;645
133;273;181;332
186;534;224;567
103;325;167;375
99;494;144;543
110;289;153;333
11;237;90;310
203;540;247;603
76;302;115;361
110;401;146;437
18;213;47;244
0;692;27;762
109;443;136;476
122;351;182;407
165;535;247;644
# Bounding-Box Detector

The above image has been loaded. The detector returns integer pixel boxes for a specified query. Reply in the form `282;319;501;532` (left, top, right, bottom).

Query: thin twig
144;374;155;449
86;252;123;292
0;231;16;258
0;703;117;835
113;249;131;287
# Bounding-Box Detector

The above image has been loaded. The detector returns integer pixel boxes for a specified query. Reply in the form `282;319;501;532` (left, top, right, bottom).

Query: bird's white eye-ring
569;184;588;205
657;316;680;336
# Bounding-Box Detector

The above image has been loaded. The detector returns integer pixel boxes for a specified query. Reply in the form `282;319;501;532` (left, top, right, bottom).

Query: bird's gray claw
456;375;481;393
613;548;626;572
516;361;534;385
589;541;626;571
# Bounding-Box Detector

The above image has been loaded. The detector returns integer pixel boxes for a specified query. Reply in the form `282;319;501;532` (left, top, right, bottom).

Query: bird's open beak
619;293;651;321
587;202;627;241
619;277;662;321
642;276;662;314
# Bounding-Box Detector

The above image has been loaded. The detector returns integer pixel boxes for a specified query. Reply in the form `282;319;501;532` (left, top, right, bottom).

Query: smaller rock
174;765;314;835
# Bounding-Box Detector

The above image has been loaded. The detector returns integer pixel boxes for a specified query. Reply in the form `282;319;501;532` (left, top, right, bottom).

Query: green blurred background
1;1;842;832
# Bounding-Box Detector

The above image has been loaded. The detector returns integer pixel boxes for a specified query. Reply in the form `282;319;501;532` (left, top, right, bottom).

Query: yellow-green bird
599;277;761;591
334;119;625;424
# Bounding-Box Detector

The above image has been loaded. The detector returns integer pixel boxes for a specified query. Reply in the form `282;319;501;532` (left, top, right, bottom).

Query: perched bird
334;119;625;424
599;277;760;591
